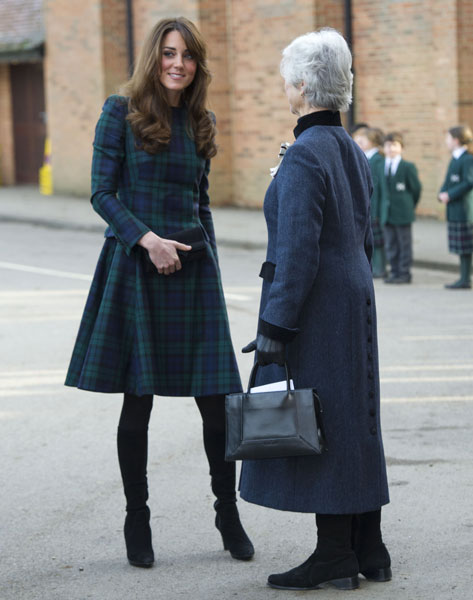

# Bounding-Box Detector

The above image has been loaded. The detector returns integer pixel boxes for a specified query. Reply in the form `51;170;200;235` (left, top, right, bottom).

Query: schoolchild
439;125;473;289
354;127;389;277
383;132;422;284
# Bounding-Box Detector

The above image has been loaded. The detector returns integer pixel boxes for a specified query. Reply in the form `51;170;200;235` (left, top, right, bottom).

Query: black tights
118;393;226;433
118;393;235;504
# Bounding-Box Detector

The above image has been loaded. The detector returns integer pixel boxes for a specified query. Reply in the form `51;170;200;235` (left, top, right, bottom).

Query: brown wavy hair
122;17;217;158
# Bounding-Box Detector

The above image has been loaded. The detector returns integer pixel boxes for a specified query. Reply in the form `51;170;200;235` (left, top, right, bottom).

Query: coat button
368;353;373;361
366;298;371;305
369;391;374;399
370;426;377;435
368;372;374;380
369;408;376;417
367;317;372;324
367;336;372;343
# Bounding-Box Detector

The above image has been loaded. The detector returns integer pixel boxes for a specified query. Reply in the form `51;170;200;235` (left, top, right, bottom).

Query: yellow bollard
39;137;53;195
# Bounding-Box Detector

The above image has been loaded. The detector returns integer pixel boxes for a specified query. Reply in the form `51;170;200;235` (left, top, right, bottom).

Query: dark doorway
10;62;46;184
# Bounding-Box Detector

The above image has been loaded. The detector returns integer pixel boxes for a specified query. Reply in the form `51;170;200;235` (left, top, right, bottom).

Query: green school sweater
439;151;473;223
386;159;421;225
368;151;389;225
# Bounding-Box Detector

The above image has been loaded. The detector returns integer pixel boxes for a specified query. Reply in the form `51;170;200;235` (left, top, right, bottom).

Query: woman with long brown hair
65;17;253;567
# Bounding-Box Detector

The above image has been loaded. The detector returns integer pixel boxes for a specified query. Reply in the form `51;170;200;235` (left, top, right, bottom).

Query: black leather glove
242;333;286;366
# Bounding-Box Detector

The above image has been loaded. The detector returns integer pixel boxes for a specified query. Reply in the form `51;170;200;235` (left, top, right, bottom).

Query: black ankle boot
267;514;359;590
124;506;154;568
117;427;155;568
352;510;391;581
214;500;254;560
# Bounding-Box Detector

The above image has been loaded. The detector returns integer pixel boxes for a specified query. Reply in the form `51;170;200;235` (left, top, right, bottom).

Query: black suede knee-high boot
195;395;254;561
267;514;359;591
117;394;154;568
352;509;391;581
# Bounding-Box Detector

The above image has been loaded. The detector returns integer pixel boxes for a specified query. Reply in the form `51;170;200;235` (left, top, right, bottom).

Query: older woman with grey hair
241;28;391;591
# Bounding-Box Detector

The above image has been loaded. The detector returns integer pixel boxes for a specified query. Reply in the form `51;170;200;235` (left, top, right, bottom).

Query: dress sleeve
91;95;150;256
198;158;218;258
258;143;326;343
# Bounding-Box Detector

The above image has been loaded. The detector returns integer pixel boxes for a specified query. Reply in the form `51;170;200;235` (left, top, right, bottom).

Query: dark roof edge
0;42;44;63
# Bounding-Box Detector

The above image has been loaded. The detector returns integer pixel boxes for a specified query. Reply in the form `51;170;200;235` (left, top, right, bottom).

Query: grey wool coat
239;111;390;514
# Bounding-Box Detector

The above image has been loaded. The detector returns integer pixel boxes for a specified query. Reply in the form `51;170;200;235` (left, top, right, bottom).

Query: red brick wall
34;0;473;209
457;0;473;128
226;1;314;206
101;0;128;97
199;0;234;204
353;0;460;217
133;1;199;54
44;0;106;196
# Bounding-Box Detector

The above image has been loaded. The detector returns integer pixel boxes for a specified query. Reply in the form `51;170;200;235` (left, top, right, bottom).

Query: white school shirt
452;146;467;160
385;155;401;176
365;148;379;160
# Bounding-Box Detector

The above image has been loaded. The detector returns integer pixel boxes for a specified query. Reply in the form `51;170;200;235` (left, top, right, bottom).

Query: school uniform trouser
384;224;412;278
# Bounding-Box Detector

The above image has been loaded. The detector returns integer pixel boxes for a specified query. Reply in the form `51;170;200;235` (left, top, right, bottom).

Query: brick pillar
199;0;234;205
101;0;128;97
44;0;106;196
44;0;128;196
0;64;15;185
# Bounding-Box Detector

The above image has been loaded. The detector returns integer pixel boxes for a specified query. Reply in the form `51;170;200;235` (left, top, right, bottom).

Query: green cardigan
368;151;389;225
439;151;473;223
386;159;421;225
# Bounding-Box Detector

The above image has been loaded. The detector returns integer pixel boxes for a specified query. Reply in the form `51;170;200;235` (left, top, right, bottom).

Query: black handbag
165;225;207;262
142;225;207;272
225;362;327;461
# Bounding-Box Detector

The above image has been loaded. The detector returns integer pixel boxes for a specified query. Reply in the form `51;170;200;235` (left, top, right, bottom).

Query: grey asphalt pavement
0;189;472;600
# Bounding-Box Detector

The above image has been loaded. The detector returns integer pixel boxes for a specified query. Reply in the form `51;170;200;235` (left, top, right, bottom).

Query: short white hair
280;28;353;112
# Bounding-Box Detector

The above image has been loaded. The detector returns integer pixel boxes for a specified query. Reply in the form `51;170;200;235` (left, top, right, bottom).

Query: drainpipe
126;0;134;77
345;0;355;130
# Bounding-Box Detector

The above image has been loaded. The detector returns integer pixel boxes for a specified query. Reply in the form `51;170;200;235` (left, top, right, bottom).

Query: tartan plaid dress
65;95;242;397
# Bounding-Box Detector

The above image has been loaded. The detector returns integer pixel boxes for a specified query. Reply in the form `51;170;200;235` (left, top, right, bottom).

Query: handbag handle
247;361;293;392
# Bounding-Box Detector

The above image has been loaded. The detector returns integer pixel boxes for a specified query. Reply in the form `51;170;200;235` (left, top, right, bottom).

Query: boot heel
328;576;359;590
361;567;392;582
214;503;254;560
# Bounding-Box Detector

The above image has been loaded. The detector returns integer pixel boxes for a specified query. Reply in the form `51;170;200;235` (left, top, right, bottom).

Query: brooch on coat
270;142;291;178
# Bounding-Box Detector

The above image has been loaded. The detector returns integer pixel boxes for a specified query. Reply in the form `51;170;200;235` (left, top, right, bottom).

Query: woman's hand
438;192;450;204
138;231;191;275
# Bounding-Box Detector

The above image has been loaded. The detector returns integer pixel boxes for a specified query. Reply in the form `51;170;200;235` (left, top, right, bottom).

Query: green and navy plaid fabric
448;222;473;255
65;95;241;397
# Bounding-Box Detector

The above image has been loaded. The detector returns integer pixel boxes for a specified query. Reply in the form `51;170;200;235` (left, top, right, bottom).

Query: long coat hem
239;490;390;515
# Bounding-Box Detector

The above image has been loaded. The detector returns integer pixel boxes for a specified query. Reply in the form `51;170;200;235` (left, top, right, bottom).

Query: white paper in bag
250;379;295;393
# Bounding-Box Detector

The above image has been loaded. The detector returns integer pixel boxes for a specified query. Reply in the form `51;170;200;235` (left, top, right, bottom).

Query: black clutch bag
166;225;207;262
142;225;207;272
225;362;327;461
